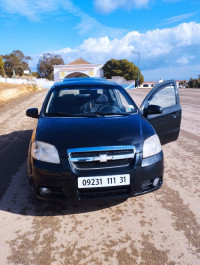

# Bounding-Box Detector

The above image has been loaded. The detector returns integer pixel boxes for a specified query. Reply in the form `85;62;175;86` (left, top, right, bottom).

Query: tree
188;77;200;88
37;53;64;80
3;50;31;77
0;56;5;77
103;59;144;85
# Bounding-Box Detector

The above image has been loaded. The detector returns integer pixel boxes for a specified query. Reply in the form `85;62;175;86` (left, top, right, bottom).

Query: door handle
172;113;177;119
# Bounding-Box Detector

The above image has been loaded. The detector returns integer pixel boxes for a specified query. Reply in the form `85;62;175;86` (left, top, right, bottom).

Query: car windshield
45;85;137;117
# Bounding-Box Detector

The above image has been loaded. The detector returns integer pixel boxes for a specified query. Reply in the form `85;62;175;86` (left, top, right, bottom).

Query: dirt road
0;89;199;265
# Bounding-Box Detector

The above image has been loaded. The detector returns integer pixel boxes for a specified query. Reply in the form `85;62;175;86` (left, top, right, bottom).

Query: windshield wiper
45;112;131;117
94;112;131;116
77;113;100;117
45;112;99;117
45;112;76;117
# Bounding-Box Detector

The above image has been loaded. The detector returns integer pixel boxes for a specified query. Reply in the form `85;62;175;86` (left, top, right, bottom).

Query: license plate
78;174;130;188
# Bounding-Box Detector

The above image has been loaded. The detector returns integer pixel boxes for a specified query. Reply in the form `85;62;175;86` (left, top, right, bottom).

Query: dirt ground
0;88;199;265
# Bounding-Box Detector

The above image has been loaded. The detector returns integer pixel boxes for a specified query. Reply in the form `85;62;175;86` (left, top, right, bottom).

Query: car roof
51;77;118;89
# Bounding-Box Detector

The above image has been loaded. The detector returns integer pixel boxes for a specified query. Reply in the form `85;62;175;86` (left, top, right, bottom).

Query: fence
0;76;54;89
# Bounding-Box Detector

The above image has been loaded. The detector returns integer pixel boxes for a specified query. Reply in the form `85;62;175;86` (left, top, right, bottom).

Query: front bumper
30;151;164;200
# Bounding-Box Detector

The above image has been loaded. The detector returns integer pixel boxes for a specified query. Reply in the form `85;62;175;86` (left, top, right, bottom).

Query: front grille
73;158;131;169
67;146;135;170
71;149;133;158
77;187;130;199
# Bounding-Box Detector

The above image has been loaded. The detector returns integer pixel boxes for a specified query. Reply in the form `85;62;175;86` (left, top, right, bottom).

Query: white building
54;58;104;83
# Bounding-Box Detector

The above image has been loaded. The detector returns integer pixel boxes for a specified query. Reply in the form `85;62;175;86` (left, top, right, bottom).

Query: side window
149;85;176;108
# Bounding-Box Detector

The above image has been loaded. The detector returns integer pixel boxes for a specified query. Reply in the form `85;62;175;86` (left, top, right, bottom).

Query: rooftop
67;58;91;65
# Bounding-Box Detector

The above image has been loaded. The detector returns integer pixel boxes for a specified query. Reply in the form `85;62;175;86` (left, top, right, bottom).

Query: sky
0;0;200;81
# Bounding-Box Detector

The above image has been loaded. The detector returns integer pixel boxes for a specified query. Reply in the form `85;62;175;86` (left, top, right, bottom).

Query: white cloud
53;22;200;80
94;0;150;13
0;0;63;20
74;14;127;38
0;0;127;38
176;57;189;65
161;12;197;25
176;54;194;65
55;47;78;53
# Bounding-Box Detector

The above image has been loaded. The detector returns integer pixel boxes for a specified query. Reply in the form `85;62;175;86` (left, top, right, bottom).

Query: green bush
188;78;200;88
0;56;5;77
27;84;41;92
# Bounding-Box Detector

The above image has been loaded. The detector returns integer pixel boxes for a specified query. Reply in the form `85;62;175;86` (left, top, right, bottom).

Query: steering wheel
97;104;121;113
82;105;90;113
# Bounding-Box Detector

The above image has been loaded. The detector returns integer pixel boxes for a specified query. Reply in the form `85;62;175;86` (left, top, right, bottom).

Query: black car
26;78;181;200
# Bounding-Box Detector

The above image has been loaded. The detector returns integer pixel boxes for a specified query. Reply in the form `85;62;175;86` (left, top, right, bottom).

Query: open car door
140;80;182;145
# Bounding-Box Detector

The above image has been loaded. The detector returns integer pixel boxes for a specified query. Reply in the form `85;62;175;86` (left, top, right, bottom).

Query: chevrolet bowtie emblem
94;154;112;163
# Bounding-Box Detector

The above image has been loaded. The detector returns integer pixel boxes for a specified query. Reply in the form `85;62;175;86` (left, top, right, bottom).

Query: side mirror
145;105;163;116
26;108;39;119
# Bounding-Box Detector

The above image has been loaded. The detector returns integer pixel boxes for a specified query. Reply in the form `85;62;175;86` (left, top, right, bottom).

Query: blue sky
0;0;200;80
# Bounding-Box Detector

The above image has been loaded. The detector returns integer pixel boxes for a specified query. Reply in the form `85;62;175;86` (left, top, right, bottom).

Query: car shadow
0;130;127;217
0;129;33;201
20;194;127;217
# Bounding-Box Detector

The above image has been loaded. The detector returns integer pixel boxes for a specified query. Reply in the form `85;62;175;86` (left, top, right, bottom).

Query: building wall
0;76;54;88
54;64;103;82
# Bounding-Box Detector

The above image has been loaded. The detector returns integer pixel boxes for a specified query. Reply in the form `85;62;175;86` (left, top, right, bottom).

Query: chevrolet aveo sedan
26;78;181;200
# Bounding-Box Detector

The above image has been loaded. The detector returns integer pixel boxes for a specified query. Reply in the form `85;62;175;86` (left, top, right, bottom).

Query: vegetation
37;53;64;80
31;72;39;78
103;59;144;85
1;49;199;90
3;50;31;77
188;77;200;88
27;83;41;92
0;56;5;77
2;51;146;85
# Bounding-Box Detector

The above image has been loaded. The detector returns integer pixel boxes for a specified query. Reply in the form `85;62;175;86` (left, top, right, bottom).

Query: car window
114;89;135;112
149;85;176;108
45;86;137;115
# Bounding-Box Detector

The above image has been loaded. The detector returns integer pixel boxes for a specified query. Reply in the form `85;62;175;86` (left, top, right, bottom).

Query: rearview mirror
26;108;39;119
145;105;163;116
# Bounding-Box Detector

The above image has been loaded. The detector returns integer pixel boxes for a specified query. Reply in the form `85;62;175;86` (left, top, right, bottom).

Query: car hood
35;114;154;156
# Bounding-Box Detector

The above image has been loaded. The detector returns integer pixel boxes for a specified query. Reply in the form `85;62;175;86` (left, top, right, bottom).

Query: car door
140;80;182;145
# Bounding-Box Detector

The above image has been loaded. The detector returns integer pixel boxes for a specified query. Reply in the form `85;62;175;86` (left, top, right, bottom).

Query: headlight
143;134;162;158
31;141;60;164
